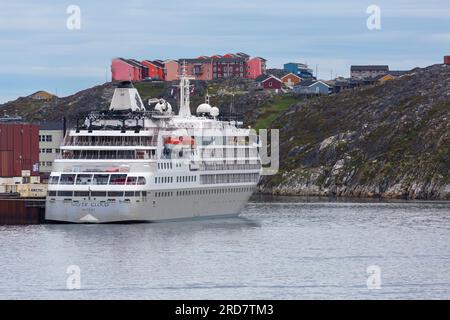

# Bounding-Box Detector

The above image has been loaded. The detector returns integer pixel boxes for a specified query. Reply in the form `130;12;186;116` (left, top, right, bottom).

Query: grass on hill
134;82;166;101
254;96;301;130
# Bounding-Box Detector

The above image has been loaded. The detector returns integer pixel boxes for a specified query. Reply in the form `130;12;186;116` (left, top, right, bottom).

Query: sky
0;0;449;103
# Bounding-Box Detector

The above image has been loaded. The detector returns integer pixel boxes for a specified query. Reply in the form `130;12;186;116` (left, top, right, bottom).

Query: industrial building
0;120;41;195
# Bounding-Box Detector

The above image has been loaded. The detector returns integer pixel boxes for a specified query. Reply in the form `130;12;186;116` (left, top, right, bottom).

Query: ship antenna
178;60;194;117
205;89;210;105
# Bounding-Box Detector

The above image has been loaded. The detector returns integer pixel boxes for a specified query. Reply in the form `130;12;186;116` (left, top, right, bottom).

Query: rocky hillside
0;78;276;125
258;64;450;200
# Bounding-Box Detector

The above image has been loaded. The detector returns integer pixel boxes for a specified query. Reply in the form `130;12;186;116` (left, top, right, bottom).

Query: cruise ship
45;73;262;223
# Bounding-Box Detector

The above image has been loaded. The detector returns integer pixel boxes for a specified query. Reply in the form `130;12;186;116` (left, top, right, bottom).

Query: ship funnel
109;81;145;112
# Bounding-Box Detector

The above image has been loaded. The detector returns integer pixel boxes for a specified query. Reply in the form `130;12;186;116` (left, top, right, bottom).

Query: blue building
293;80;332;95
283;62;315;79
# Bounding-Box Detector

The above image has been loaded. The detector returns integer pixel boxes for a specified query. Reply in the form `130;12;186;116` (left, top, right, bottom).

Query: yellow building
29;91;54;101
378;74;396;84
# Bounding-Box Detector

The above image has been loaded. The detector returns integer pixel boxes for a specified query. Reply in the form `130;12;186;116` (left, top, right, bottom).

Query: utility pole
316;64;319;79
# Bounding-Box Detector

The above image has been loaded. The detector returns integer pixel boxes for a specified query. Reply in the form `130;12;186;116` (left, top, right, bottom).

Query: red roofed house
141;60;165;80
281;73;301;87
111;58;143;81
261;75;282;90
247;57;266;79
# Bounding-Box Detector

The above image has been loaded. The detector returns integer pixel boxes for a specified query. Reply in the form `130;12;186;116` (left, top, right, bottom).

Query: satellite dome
155;99;172;113
196;103;212;115
210;107;219;117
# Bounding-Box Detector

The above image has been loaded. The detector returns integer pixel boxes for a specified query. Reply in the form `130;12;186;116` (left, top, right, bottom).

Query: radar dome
196;103;212;115
210;107;219;117
155;99;172;113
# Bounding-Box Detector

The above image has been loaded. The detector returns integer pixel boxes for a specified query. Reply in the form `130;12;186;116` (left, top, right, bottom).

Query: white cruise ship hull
45;187;254;223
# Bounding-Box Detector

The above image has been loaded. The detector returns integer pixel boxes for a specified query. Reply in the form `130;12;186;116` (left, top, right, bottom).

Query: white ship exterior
45;74;261;223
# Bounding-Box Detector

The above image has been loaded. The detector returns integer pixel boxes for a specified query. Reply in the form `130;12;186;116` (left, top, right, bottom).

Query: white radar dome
210;107;219;117
155;99;172;113
196;103;212;115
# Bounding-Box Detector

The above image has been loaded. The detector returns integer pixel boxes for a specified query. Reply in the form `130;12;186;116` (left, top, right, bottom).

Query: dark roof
117;81;134;88
117;58;141;68
128;59;147;68
142;60;164;68
298;79;316;87
351;65;389;71
179;58;212;63
236;52;250;58
255;74;271;82
39;121;64;130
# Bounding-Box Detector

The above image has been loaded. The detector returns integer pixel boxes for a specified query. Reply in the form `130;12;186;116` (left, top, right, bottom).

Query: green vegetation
254;96;301;130
134;82;166;100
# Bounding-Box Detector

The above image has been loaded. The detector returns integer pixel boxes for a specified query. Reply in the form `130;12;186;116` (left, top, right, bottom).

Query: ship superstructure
45;73;261;223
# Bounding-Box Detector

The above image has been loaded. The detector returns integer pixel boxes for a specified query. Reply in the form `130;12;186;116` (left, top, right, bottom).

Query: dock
0;198;46;225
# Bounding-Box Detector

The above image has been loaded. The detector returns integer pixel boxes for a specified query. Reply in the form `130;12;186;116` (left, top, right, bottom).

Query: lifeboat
164;136;196;147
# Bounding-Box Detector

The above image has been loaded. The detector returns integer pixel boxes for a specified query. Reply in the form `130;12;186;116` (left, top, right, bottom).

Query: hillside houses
111;53;266;82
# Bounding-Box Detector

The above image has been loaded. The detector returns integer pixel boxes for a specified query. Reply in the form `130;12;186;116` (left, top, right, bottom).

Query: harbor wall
0;199;45;225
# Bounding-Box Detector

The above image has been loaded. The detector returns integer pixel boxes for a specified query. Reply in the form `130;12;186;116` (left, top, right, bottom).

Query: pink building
182;59;213;80
111;58;143;81
164;60;179;81
247;57;266;79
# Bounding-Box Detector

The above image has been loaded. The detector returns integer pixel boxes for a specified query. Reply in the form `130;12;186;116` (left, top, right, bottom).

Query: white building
39;122;65;182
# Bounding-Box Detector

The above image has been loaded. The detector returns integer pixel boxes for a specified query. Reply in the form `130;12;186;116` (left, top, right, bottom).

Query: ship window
48;191;57;196
49;176;59;185
136;177;145;185
91;191;106;197
93;174;109;185
142;191;147;197
57;191;73;197
135;191;141;197
74;191;89;197
125;191;134;197
76;174;92;185
126;176;137;185
109;174;127;185
60;174;76;185
108;191;124;197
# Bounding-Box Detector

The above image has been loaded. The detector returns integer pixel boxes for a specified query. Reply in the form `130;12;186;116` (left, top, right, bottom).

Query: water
0;196;449;299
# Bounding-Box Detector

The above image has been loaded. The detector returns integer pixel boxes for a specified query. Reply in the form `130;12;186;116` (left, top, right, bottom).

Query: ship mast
178;60;194;117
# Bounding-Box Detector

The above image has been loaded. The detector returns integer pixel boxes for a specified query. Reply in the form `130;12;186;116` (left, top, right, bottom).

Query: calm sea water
0;196;449;299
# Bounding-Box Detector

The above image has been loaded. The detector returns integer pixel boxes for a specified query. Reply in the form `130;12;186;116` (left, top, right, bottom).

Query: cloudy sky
0;0;449;103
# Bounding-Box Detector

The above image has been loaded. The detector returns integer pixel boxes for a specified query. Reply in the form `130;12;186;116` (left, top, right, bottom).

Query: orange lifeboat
164;136;196;147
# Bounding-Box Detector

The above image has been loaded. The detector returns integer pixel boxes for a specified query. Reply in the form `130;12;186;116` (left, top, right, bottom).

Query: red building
0;122;39;178
260;75;283;90
247;57;266;79
141;60;165;80
445;56;450;65
212;57;246;79
111;58;144;82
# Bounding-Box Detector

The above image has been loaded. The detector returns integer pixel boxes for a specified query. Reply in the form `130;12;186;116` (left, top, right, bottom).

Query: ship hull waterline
45;190;253;223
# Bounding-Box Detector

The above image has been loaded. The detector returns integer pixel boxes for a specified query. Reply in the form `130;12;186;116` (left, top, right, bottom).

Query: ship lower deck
45;185;256;223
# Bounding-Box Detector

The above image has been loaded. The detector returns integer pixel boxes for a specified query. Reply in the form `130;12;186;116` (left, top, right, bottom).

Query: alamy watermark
366;5;381;30
366;265;382;290
66;5;81;30
66;265;81;290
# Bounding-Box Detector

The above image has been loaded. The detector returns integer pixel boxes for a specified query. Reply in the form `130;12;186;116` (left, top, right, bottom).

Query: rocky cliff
258;64;450;200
